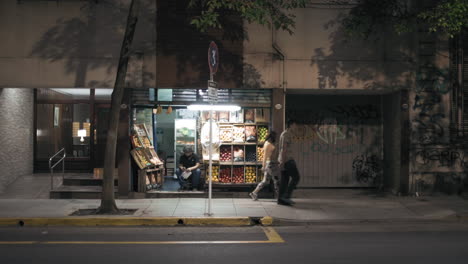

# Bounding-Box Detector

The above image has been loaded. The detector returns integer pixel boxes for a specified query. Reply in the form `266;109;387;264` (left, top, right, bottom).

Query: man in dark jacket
176;146;201;191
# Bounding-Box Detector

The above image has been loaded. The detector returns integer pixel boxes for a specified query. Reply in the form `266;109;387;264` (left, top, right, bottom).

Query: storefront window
36;103;90;159
157;89;173;102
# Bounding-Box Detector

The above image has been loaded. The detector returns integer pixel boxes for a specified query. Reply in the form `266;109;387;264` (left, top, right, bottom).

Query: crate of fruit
205;165;219;183
245;166;257;183
257;126;268;142
257;146;264;162
245;145;257;162
245;125;257;142
232;166;245;184
233;125;245;142
219;126;233;142
233;145;244;162
220;145;232;162
219;166;232;183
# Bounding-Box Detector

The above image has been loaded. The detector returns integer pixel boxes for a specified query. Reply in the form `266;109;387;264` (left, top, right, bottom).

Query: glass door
93;104;110;169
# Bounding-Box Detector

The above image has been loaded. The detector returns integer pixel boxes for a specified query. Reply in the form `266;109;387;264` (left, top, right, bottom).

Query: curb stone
270;216;468;226
0;217;252;227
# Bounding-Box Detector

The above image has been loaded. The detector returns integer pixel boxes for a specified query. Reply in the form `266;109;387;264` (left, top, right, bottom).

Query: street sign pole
207;73;213;216
206;42;218;216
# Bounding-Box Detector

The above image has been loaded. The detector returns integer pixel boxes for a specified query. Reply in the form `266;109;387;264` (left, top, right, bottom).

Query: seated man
176;146;201;191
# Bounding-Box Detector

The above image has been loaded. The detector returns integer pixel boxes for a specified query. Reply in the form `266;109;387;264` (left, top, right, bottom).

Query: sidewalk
0;190;467;226
1;174;468;226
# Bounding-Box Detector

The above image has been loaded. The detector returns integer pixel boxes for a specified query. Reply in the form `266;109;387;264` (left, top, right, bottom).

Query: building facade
0;0;466;195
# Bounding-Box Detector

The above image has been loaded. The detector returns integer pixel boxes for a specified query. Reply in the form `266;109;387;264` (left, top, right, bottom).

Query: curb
271;216;468;226
1;215;466;227
0;216;267;227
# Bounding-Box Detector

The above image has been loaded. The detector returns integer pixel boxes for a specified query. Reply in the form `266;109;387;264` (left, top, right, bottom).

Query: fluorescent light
187;104;241;111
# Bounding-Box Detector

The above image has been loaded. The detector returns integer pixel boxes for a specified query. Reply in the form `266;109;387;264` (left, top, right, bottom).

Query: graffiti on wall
286;102;382;187
309;143;362;155
287;104;379;126
327;104;379;121
352;154;381;184
412;68;450;145
414;148;467;169
315;118;347;144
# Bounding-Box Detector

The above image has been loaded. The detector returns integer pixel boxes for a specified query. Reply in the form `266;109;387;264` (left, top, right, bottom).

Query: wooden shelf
220;142;258;145
212;183;257;186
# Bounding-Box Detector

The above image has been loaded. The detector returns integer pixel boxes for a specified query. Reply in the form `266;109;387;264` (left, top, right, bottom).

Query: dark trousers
176;168;201;189
278;160;300;200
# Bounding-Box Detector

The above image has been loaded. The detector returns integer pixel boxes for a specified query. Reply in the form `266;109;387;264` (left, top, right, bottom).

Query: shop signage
208;41;219;75
208;80;218;102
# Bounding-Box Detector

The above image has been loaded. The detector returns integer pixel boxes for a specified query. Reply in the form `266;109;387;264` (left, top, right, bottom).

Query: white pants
253;161;280;196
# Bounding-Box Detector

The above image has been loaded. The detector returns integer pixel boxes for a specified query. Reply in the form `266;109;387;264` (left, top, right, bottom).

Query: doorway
133;106;200;192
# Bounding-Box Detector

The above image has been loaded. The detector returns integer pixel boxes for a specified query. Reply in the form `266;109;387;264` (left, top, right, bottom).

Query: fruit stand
201;108;270;187
130;124;164;192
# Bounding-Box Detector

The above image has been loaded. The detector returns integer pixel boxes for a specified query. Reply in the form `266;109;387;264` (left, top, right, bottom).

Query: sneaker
283;197;295;205
146;184;152;191
249;192;258;201
277;198;292;206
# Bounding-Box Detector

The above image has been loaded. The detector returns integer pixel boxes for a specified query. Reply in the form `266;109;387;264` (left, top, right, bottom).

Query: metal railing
49;148;66;190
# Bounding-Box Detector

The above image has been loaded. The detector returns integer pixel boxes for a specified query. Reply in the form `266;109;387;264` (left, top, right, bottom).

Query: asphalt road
1;222;468;264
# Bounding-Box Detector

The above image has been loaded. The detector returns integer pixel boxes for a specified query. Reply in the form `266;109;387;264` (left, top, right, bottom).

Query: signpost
208;80;218;103
208;41;219;76
206;42;219;216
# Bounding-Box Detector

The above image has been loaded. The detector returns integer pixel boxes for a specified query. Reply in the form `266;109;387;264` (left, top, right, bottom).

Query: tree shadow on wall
30;0;156;88
156;0;244;89
243;63;265;89
311;13;416;92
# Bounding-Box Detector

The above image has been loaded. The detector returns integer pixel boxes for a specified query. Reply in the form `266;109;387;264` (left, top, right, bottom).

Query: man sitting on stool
176;146;201;191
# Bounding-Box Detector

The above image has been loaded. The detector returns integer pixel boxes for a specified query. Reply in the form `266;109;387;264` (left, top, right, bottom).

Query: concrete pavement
1;173;468;226
0;191;467;226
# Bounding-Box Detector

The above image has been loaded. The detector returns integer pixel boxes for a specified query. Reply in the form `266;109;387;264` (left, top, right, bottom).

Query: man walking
278;119;301;206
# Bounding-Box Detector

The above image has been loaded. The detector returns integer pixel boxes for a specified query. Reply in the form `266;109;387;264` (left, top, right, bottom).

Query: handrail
49;148;66;190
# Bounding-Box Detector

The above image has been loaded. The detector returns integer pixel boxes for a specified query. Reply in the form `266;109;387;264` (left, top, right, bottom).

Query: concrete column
0;88;34;192
272;88;285;134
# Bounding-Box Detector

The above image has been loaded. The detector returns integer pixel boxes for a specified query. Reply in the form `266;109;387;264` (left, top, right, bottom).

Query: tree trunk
98;0;140;214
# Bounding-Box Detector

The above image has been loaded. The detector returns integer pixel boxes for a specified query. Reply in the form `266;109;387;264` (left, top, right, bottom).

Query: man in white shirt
278;119;301;206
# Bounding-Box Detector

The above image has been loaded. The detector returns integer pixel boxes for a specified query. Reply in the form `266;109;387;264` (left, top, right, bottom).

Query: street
1;222;468;264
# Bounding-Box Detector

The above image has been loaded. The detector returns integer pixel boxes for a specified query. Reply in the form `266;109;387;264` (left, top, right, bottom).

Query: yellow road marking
0;241;37;245
262;227;285;243
0;227;285;245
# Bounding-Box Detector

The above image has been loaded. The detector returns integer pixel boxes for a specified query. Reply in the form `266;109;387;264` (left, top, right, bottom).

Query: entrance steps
49;174;274;199
62;175;118;186
50;185;118;199
50;174;118;199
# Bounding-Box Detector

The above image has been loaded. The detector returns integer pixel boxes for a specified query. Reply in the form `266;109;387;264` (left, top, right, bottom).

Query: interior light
187;104;241;111
78;129;87;142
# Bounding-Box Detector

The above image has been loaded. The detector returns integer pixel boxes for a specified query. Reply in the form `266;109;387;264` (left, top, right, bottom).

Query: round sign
208;41;219;74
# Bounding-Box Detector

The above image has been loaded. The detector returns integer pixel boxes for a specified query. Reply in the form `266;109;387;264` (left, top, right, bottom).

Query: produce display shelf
211;183;257;187
217;123;259;125
220;142;257;145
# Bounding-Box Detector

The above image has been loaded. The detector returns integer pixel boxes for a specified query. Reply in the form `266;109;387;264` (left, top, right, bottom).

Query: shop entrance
133;107;200;192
